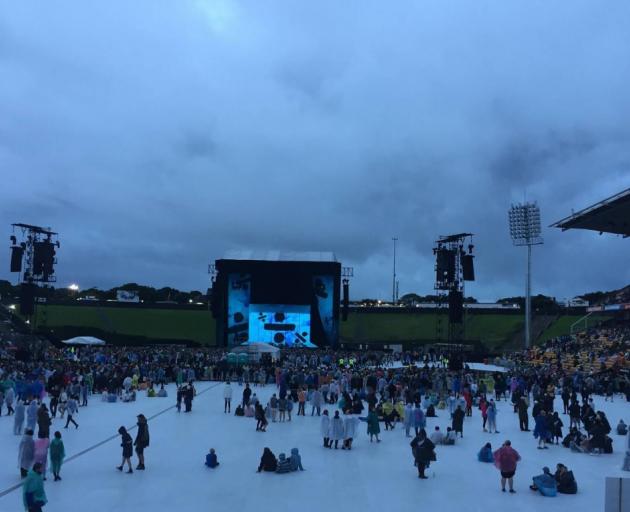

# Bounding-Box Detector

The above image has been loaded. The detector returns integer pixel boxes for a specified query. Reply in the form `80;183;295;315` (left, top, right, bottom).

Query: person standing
134;414;149;470
18;429;35;478
184;385;193;413
320;409;331;448
64;397;79;429
37;405;52;439
493;440;521;493
269;394;279;423
5;386;15;415
329;410;345;449
533;410;549;449
403;403;414;438
33;436;50;481
479;397;488;432
517;396;529;431
452;405;465;438
49;432;65;481
410;430;435;479
22;462;47;512
310;388;323;416
14;399;26;435
343;413;358;450
242;383;252;407
117;426;133;474
297;388;306;416
223;382;232;413
367;407;381;443
487;400;499;434
26;401;38;433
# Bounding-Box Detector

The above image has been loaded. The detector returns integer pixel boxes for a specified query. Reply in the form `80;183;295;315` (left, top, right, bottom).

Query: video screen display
248;304;315;347
227;273;251;346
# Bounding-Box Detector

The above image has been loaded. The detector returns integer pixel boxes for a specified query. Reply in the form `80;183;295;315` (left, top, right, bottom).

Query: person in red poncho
493;440;521;493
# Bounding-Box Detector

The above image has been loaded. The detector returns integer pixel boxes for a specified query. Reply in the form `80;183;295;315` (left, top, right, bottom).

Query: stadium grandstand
551;186;630;236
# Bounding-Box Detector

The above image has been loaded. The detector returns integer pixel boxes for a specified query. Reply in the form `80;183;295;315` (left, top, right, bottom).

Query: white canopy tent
61;336;106;346
238;342;280;361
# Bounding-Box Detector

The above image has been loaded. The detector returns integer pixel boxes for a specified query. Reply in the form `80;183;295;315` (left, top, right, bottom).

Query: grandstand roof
551;187;630;236
222;250;337;262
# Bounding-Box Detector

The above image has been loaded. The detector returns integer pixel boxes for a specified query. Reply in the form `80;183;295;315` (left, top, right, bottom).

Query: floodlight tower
508;202;544;349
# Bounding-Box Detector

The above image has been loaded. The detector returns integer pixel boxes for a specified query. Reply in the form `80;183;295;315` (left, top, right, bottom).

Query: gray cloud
1;1;630;300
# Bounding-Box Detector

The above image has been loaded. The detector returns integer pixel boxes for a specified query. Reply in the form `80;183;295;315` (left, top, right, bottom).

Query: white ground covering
0;383;627;512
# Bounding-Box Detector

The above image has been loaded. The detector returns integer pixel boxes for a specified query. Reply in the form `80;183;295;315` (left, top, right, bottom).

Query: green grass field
33;305;612;348
340;311;525;348
35;305;216;344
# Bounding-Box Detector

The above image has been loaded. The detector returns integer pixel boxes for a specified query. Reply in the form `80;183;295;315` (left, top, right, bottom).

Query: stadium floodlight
508;202;544;349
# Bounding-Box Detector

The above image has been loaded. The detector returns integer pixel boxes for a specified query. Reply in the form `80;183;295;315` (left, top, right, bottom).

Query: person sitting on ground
244;404;255;417
429;426;444;445
157;385;168;398
426;403;437;417
530;466;557;497
147;386;156;398
205;448;219;468
562;427;584;448
554;463;577;494
289;448;304;471
617;419;628;436
442;427;457;445
478;442;494;463
257;447;277;472
276;453;292;474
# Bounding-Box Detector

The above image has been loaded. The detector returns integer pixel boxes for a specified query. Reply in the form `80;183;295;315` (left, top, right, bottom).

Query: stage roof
551;187;630;236
222;250;337;263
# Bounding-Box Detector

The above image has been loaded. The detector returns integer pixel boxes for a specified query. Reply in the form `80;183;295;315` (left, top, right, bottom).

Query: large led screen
227;273;251;346
248;304;315;347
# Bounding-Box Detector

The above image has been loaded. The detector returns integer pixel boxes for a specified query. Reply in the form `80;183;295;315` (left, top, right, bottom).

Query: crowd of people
0;307;628;510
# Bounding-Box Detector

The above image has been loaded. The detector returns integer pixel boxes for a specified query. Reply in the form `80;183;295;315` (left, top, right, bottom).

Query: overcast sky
1;1;629;301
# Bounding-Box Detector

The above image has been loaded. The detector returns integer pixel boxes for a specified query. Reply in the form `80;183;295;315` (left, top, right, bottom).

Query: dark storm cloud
1;1;630;300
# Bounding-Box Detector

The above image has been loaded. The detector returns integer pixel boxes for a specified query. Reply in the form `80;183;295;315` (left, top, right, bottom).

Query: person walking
33;436;50;481
64;397;79;429
493;440;521;493
255;403;268;432
223;381;232;413
22;462;47;512
49;432;65;481
134;414;149;470
117;426;133;473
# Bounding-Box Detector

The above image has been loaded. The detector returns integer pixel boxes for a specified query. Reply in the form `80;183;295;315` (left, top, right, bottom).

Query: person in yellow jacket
382;401;396;430
395;401;405;425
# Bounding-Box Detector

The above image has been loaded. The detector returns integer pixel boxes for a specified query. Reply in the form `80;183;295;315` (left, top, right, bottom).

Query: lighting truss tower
508;202;544;349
